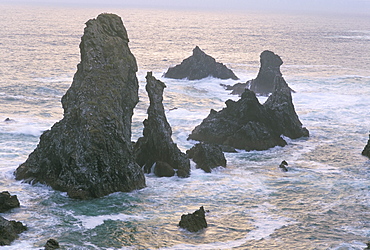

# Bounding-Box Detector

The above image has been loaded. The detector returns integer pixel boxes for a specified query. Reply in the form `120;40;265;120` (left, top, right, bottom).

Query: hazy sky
2;0;370;14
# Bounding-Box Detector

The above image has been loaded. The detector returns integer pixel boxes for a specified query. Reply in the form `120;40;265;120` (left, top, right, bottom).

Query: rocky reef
14;13;145;199
134;72;190;177
178;206;208;232
188;76;308;151
164;46;238;80
224;50;291;96
186;142;226;173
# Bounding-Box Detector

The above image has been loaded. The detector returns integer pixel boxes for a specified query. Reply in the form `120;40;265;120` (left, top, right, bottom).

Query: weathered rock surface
224;50;291;96
164;46;238;80
188;76;308;151
186;143;226;173
0;216;27;246
362;134;370;158
178;206;207;232
14;13;145;199
0;191;20;213
134;72;190;177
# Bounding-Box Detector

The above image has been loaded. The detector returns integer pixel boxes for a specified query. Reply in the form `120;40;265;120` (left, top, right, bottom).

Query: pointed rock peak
192;46;205;56
146;71;166;93
260;50;283;68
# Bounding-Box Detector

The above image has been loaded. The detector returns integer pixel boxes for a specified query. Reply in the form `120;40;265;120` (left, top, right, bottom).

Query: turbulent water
1;4;370;249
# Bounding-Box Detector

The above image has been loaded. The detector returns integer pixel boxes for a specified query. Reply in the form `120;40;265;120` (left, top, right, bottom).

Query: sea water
1;4;370;249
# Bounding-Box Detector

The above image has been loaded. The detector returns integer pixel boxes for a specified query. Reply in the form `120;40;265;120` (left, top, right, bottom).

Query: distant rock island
14;13;145;199
362;134;370;158
134;72;190;177
224;50;291;96
188;76;309;151
163;46;239;80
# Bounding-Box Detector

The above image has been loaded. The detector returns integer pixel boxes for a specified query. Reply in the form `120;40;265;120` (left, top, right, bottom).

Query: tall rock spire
15;13;145;199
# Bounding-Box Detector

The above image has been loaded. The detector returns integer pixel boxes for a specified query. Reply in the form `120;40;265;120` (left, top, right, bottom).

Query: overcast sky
2;0;370;14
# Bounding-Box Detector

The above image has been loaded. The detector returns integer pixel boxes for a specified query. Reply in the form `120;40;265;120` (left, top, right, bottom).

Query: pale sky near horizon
2;0;370;14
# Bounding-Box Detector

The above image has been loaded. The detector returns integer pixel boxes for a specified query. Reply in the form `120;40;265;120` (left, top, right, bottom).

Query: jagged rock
14;13;146;199
178;206;208;232
188;76;308;151
224;50;292;96
44;238;60;250
362;134;370;158
153;161;176;177
163;46;238;80
279;160;288;172
186;143;226;173
134;72;190;177
0;191;20;213
0;216;27;246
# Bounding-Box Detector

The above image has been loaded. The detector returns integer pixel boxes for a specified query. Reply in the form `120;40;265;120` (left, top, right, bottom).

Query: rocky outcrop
186;143;226;173
362;134;370;158
223;50;291;96
0;191;20;213
178;206;207;232
188;76;308;151
0;216;27;246
164;46;238;80
14;13;145;199
134;72;190;177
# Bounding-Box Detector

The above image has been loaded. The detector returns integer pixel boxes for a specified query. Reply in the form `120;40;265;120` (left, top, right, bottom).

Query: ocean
1;4;370;249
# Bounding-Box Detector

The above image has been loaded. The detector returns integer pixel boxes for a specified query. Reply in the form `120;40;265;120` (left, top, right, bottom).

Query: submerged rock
14;13;145;199
186;142;226;173
164;46;238;80
44;238;60;250
178;206;207;232
0;191;20;213
224;50;292;96
362;134;370;158
134;72;190;177
188;76;308;151
0;216;27;246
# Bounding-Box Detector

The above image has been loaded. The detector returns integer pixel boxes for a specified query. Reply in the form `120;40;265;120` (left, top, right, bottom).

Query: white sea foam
75;214;145;229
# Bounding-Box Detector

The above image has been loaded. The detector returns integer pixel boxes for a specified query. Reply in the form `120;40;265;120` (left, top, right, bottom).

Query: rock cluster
224;50;290;96
0;191;20;213
134;72;190;177
14;13;145;199
178;206;207;232
188;76;308;151
164;46;238;80
186;143;226;173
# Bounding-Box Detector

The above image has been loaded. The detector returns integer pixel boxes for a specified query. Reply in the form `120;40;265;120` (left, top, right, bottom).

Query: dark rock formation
223;50;293;96
153;161;176;177
362;134;370;158
186;143;226;173
164;46;238;80
134;72;190;177
14;13;146;199
44;238;60;250
188;76;308;151
0;191;20;213
279;160;288;172
0;216;27;246
178;206;207;232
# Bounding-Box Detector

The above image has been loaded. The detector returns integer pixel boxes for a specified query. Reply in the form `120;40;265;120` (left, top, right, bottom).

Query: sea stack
134;72;190;177
224;50;287;96
164;46;239;80
362;134;370;158
188;75;308;151
14;13;146;199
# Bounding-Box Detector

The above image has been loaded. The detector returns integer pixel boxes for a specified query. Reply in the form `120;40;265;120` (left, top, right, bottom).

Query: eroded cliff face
164;46;239;80
134;72;190;177
15;13;145;199
188;76;308;151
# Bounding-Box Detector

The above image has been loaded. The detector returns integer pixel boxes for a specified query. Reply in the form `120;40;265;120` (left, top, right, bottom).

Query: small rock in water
178;206;207;232
44;238;60;249
279;160;288;172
